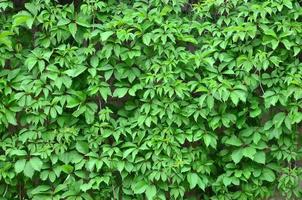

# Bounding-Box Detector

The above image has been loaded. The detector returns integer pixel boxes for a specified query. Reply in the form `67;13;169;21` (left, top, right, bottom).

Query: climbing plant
0;0;302;199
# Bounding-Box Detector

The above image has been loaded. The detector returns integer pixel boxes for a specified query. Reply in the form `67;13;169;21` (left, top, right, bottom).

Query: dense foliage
1;0;302;199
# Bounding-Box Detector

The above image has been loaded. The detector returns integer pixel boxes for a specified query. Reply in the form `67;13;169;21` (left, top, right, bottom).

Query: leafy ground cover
1;0;302;199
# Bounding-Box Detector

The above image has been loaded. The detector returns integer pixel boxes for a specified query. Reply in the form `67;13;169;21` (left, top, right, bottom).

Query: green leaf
283;0;293;9
66;98;80;109
222;176;232;186
0;31;13;48
261;168;275;182
253;151;266;164
68;23;77;38
61;164;74;174
49;171;56;182
203;134;212;147
243;147;256;159
122;148;135;159
250;108;261;118
253;132;261;144
113;88;128;98
145;185;156;200
273;112;286;128
85;107;95;124
132;180;148;194
30;185;51;195
15;159;26;174
64;66;87;77
230;92;239;105
76;141;89;154
100;87;111;101
262;26;277;38
145;116;152;127
50;107;57;119
100;31;114;41
231;149;243;164
6;110;17;125
197;176;207;190
187;173;199;189
13;11;33;28
207;95;214;110
198;94;207;107
30;157;43;171
234;90;246;102
230;90;245;105
143;33;152;46
2;0;301;195
90;56;99;68
225;135;242;147
24;162;34;178
25;57;37;71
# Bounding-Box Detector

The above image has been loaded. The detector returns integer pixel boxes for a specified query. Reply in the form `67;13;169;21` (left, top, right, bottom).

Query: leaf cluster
1;0;302;199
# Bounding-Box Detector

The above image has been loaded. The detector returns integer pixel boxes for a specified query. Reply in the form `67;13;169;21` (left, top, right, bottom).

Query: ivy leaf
25;57;37;71
2;0;301;197
253;132;262;144
30;185;51;195
199;94;207;107
132;180;148;194
30;157;43;171
90;56;99;68
225;135;242;146
207;95;214;110
100;87;111;101
64;66;87;77
230;92;239;105
15;159;26;174
261;168;275;182
231;149;243;164
68;23;77;38
6;110;17;125
113;88;128;98
24;162;34;178
12;11;33;28
0;31;13;48
187;173;199;189
273;112;286;128
61;165;74;174
253;151;266;164
122;148;135;159
203;134;212;147
143;33;152;46
50;107;57;119
243;147;256;159
66;96;81;108
145;185;156;200
100;31;114;41
230;90;245;105
76;141;89;154
222;176;232;186
283;0;293;9
49;172;56;183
